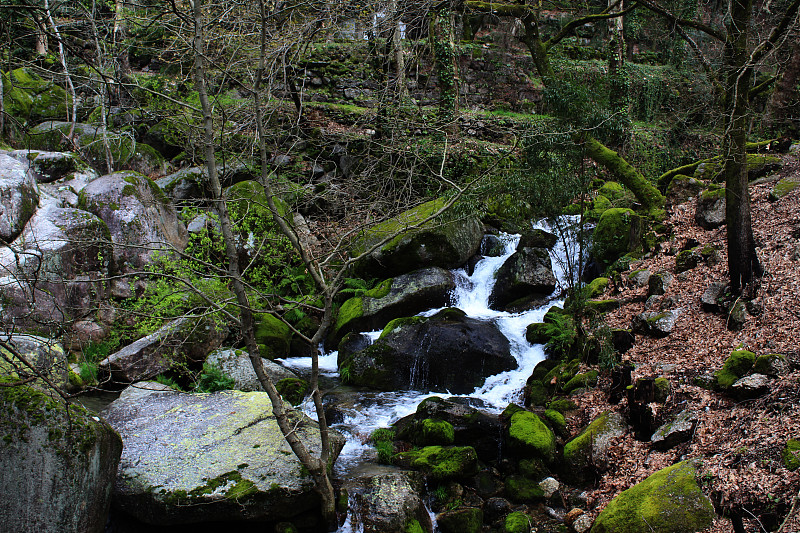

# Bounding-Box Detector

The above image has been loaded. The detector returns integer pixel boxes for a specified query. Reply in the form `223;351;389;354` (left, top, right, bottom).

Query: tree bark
723;0;762;295
765;37;800;134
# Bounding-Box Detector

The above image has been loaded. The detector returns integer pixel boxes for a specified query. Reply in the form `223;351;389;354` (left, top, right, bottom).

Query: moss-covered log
580;135;665;213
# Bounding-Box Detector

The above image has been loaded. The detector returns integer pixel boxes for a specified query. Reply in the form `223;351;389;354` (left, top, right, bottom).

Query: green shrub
195;363;235;392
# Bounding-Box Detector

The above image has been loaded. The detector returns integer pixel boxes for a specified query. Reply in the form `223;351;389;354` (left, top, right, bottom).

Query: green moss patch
782;439;800;471
504;511;530;533
507;409;555;460
715;349;755;389
393;445;478;481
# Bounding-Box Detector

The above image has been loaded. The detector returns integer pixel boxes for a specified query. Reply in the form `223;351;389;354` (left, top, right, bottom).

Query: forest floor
569;151;800;532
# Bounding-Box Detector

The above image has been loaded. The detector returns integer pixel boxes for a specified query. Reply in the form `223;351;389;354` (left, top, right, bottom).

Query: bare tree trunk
114;0;131;77
44;0;78;137
390;0;408;100
608;0;627;115
90;0;115;174
189;0;336;527
765;36;800;134
34;16;48;56
723;0;762;295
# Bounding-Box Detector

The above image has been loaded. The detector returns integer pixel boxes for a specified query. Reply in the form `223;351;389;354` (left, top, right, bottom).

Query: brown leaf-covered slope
570;153;800;532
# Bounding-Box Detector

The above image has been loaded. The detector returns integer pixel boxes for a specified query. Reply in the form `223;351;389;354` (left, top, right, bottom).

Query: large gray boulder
26;121;166;175
0;335;70;390
206;348;298;392
346;469;433;533
340;308;514;393
489;246;556;310
0;153;39;241
79;171;188;272
330;267;456;348
351;199;483;279
101;386;345;526
0;384;122;533
99;315;228;383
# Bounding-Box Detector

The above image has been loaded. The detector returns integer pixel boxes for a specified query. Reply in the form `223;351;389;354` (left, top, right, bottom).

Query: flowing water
278;216;584;528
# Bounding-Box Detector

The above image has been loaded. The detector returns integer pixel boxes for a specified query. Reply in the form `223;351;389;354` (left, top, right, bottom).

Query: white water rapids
279;217;583;486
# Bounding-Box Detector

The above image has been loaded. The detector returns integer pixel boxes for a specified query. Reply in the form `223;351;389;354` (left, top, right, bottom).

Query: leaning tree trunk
723;0;762;295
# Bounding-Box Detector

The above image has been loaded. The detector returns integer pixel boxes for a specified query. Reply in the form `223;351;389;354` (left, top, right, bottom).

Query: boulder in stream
346;468;433;533
489;246;556;310
101;385;345;526
339;308;514;394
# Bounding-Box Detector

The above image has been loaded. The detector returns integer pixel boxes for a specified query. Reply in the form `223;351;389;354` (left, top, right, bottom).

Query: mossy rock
504;511;531;533
599;181;625;200
518;457;549;480
547;399;577;412
592;460;715;533
770;178;799;201
393;446;478;481
350;199;483;279
714;349;755;389
254;314;292;359
584;299;620;314
505;407;555;461
591;208;641;270
562;370;599;394
525;379;549;407
584;277;609;298
504;475;545;503
753;353;787;376
782;439;800;471
654;378;671;403
587;194;612;220
525;322;551;345
399;418;455;446
563;411;626;484
275;378;308;406
544;409;567;436
2;69;69;126
436;507;483;533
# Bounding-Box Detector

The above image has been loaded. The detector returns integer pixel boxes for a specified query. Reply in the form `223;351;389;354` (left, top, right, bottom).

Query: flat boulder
694;186;726;229
0;153;39;241
9;149;83;183
631;308;682;338
79;171;188;272
592;460;715;533
651;409;699;450
351;199;483;279
489;246;556;310
340;309;514;394
0;383;122;533
99;315;228;383
101;387;345;526
331;267;456;348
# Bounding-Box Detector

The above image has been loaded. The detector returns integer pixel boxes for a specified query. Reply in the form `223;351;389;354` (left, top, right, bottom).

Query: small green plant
370;428;396;464
339;364;352;384
155;374;183;390
544;313;578;359
195;363;236;393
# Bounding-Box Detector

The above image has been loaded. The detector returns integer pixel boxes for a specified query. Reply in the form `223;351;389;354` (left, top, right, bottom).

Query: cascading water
278;216;582;530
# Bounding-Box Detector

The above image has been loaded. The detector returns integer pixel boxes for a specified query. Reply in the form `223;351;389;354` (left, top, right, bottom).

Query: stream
278;216;583;531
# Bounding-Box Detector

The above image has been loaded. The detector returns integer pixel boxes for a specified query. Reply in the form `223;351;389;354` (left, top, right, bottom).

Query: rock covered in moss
490;246;557;310
694;186;726;229
714;349;755;389
8;149;84;183
504;475;545;503
0;382;122;533
347;470;432;533
340;309;513;393
276;377;309;406
399;418;455;446
79;171;187;272
504;511;531;533
769;177;799;201
393;446;478;481
753;353;788;376
330;267;455;347
1;68;69;128
254;313;292;359
99;315;228;383
436;507;483;533
504;405;555;461
562;370;599;394
591;208;641;270
0;335;70;391
592;460;715;532
101;386;345;525
412;396;504;460
782;439;800;471
563;411;626;483
0;153;39;241
351;199;483;279
584;277;609;298
666;174;705;208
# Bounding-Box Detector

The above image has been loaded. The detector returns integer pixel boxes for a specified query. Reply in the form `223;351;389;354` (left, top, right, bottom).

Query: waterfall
277;216;582;531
